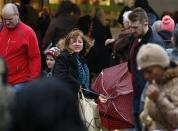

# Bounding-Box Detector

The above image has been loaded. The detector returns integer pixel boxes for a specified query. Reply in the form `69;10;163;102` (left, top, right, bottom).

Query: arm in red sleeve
27;30;41;80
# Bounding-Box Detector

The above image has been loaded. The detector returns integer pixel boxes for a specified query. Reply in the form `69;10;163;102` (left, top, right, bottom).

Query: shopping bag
79;90;101;131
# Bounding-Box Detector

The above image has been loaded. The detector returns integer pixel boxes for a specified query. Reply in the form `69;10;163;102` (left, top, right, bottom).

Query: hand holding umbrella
99;94;108;103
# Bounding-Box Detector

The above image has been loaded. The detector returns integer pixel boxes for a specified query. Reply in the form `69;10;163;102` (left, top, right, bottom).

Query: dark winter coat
53;51;99;99
19;4;39;31
43;11;80;48
9;78;86;131
128;27;165;130
0;57;14;131
0;86;14;131
158;30;173;49
87;18;112;74
128;27;165;97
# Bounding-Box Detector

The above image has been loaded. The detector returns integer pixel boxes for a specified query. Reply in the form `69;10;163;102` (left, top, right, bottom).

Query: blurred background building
0;0;178;26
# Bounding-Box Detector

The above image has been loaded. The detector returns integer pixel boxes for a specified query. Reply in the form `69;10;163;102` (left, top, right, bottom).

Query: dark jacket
128;27;165;97
128;27;165;131
41;70;52;78
87;18;112;74
158;30;173;49
9;78;86;131
0;57;14;131
53;51;99;99
43;9;80;49
19;4;39;31
128;27;165;130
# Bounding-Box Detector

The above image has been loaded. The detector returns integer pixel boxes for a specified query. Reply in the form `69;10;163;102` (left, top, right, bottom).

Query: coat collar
140;27;152;44
159;67;178;85
63;50;86;64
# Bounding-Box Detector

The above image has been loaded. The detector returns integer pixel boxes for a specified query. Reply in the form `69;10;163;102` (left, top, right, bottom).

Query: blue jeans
12;82;29;92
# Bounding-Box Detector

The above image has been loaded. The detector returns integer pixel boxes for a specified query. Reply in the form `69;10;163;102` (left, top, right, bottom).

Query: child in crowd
42;47;60;78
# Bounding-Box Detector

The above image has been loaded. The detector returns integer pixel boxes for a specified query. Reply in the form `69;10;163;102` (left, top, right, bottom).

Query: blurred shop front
0;0;124;14
2;0;44;10
0;0;124;28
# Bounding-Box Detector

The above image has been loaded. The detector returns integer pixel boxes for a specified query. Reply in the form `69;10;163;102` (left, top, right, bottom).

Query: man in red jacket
0;3;41;92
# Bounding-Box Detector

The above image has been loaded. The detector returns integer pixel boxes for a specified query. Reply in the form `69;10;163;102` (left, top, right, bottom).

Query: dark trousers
133;96;142;131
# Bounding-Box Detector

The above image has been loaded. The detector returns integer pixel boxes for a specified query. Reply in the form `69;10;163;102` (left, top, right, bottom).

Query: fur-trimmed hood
160;66;178;85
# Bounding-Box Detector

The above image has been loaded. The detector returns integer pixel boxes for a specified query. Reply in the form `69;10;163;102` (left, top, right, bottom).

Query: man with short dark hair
0;3;41;92
128;7;165;131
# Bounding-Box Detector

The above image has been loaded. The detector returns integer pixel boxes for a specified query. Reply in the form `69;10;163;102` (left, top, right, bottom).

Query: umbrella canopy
92;62;134;130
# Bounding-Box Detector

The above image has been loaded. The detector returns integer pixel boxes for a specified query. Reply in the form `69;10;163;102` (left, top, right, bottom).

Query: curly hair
64;29;91;56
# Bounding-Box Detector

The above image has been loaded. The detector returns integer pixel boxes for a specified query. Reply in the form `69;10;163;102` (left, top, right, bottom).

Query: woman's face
68;36;83;53
46;55;55;69
142;65;165;83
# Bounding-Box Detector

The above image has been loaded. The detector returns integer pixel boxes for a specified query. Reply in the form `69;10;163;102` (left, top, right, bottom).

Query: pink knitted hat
161;15;175;32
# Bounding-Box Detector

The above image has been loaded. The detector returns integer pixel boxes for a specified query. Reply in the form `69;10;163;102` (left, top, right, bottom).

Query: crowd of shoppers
0;0;178;131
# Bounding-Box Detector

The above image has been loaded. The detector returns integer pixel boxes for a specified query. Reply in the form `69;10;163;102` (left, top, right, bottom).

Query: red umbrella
92;62;134;130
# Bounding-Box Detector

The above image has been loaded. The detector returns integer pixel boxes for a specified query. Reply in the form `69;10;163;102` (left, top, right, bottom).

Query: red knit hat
161;15;175;32
45;47;60;59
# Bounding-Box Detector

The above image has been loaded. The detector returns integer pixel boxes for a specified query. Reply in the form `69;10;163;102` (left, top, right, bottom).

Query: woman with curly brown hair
53;29;107;102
